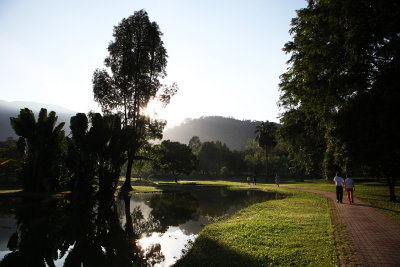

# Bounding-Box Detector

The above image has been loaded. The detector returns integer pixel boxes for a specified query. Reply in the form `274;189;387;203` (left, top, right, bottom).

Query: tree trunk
264;144;268;182
122;152;134;192
386;176;397;202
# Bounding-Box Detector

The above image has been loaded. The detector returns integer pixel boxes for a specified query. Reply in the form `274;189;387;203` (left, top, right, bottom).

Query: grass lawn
175;187;338;266
282;178;400;223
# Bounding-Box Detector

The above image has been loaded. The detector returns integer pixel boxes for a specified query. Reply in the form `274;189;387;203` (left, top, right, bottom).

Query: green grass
282;178;400;223
0;189;23;195
0;189;69;198
175;188;338;266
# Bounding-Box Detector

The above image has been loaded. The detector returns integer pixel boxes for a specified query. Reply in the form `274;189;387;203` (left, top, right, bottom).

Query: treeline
131;121;298;181
0;113;297;192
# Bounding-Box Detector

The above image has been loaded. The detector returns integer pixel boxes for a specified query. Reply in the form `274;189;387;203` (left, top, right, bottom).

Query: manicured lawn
282;178;400;223
175;188;338;266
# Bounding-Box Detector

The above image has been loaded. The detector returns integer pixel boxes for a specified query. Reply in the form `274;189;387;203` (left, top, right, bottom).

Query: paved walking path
292;188;400;266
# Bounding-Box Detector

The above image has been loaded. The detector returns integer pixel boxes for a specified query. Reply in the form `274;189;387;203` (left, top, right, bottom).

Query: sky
0;0;307;128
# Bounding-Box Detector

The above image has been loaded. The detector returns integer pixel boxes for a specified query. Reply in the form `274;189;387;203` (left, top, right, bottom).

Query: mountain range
162;116;261;150
0;100;76;140
1;100;263;150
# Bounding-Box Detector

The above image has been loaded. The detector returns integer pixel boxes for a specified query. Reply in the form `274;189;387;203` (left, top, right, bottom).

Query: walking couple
333;172;355;204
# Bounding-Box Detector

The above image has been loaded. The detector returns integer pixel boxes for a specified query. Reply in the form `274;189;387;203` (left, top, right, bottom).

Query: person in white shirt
333;172;345;203
275;173;280;187
344;175;355;204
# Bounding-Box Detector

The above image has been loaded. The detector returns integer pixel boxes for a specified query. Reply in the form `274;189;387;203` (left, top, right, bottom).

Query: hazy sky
0;0;306;128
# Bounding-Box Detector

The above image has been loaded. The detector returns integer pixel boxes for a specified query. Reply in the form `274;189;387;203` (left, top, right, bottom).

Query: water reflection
0;187;281;266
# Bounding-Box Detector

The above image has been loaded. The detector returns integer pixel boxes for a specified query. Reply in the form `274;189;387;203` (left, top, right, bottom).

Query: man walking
333;172;345;203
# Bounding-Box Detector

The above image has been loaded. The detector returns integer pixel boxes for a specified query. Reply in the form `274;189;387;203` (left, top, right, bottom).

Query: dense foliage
278;0;400;200
152;140;197;183
67;113;128;199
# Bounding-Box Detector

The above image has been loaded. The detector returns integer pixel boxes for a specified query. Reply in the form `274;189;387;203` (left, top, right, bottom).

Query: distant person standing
333;172;345;203
345;175;355;204
247;177;251;185
275;173;280;187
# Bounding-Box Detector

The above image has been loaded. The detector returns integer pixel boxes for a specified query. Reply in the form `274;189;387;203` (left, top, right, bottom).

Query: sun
142;99;163;118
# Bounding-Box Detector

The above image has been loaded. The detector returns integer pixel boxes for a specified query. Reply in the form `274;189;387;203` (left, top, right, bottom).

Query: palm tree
10;108;66;192
255;121;278;180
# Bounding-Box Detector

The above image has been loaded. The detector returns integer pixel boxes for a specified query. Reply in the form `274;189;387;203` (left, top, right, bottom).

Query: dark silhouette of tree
255;121;278;179
93;9;177;192
153;140;197;183
68;113;128;200
9;108;67;192
67;113;96;199
279;0;400;200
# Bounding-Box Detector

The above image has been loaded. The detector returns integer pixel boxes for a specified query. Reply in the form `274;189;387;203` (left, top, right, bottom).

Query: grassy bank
283;179;400;223
175;188;338;266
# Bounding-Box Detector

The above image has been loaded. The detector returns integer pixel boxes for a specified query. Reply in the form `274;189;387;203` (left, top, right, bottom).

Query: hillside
163;116;262;150
0;100;76;141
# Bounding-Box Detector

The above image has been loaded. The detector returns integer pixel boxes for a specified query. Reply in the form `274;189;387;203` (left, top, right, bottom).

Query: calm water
0;186;281;266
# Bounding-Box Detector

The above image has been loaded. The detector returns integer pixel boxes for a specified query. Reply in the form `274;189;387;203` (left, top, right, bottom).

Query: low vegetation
176;187;337;266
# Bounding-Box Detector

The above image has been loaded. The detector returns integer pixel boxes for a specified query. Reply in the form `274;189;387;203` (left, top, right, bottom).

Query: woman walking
345;175;355;204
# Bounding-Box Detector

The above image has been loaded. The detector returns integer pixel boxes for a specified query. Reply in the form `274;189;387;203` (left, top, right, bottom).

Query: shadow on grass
174;235;270;267
355;198;400;214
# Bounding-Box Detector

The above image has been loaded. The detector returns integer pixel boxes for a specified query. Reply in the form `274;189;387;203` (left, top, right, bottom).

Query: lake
0;186;282;266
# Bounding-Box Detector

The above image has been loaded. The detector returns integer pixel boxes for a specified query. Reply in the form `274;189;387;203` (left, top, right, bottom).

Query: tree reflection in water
0;196;164;267
0;188;280;266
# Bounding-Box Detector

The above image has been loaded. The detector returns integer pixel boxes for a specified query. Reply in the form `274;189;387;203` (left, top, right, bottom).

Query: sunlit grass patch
284;179;400;223
0;189;23;195
176;189;337;266
0;189;69;198
131;185;162;193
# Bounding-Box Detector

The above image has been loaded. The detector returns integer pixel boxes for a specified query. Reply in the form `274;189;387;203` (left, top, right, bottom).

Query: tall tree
244;139;266;179
279;0;400;200
255;121;278;179
93;10;176;191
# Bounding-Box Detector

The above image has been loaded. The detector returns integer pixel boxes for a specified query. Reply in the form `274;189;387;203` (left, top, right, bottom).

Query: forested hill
163;116;263;150
0;99;75;141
